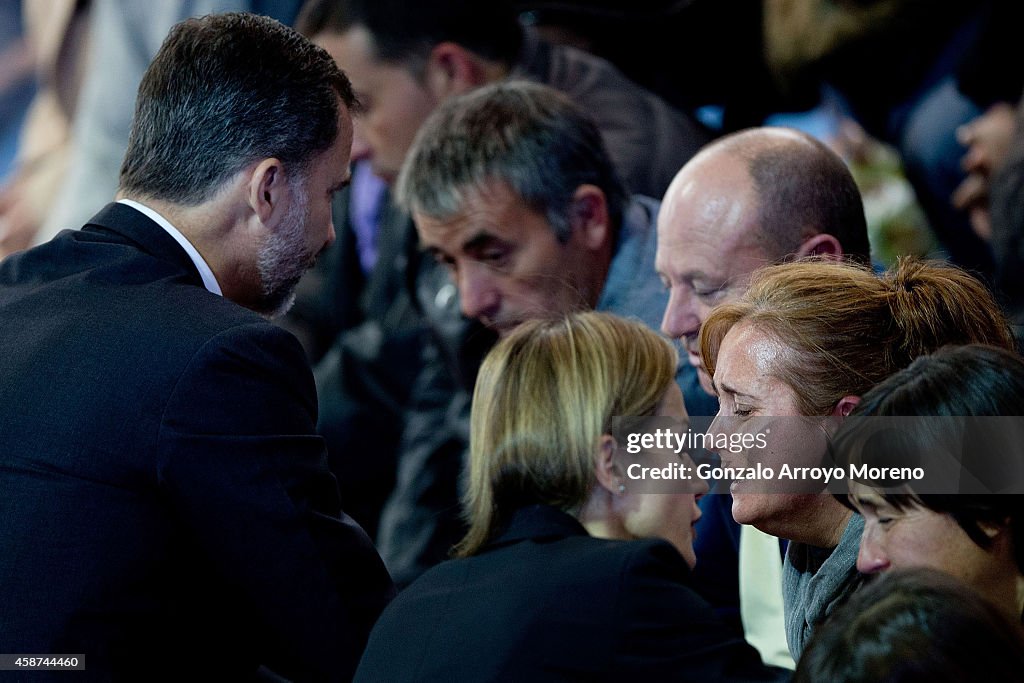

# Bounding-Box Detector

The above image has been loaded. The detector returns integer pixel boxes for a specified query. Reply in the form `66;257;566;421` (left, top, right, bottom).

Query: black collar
81;202;204;287
487;504;589;548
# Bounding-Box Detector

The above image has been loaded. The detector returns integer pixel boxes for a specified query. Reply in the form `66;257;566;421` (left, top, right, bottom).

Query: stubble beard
255;179;315;318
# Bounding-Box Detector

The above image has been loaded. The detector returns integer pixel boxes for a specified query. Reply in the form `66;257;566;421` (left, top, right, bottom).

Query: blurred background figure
27;0;304;250
795;569;1024;683
971;94;1024;331
951;100;1016;242
516;1;1024;279
762;0;1023;277
0;0;63;258
511;0;780;132
0;0;34;180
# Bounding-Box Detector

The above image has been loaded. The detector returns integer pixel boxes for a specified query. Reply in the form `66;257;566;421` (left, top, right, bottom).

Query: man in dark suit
0;13;393;682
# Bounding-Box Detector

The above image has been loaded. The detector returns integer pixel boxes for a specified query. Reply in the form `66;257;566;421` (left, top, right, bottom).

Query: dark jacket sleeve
375;252;498;586
156;322;395;682
375;337;471;587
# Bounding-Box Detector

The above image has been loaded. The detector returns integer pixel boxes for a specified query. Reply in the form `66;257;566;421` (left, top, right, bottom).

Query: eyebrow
851;493;882;511
416;232;497;257
461;232;501;252
423;245;449;260
714;380;755;400
683;269;713;282
668;265;722;284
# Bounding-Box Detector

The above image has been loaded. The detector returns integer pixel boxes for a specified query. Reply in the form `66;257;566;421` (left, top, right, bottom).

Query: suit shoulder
126;276;304;364
561;534;693;580
407;533;692;599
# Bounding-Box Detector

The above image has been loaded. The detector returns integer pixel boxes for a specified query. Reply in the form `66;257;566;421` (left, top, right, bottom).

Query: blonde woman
356;312;783;682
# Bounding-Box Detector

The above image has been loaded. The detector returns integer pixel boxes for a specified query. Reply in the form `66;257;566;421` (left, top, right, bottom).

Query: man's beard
255;179;315;318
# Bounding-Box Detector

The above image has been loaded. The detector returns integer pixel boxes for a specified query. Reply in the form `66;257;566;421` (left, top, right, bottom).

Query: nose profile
705;414;728;456
696;477;710;497
661;288;701;341
856;535;891;574
350;123;372;162
457;263;500;322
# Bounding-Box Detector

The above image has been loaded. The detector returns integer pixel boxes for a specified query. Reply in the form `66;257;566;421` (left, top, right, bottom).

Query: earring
617;484;626;495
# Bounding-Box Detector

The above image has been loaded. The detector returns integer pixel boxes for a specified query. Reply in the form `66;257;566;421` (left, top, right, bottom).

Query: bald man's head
704;127;869;261
655;127;868;395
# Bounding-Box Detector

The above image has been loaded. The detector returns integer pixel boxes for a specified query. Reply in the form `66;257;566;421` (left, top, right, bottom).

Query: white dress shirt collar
117;199;223;296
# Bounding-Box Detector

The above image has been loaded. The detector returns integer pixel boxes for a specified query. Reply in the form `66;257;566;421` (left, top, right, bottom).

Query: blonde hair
457;311;677;557
699;257;1015;416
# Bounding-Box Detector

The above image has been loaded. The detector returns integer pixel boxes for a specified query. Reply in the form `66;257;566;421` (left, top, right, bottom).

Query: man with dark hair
656;125;870;669
0;13;393;681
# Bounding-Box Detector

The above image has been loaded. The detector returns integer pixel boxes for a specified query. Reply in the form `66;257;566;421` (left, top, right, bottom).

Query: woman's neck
577;490;627;541
767;496;853;549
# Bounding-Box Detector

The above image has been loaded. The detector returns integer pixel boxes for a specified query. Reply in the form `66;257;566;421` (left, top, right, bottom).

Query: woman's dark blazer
355;504;787;682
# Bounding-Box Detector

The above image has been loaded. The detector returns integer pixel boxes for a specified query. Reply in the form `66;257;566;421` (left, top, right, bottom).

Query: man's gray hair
395;80;627;242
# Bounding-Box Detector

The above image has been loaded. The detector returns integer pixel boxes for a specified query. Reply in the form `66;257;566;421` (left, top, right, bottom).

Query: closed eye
694;286;726;302
463;232;513;270
478;250;509;267
431;250;456;271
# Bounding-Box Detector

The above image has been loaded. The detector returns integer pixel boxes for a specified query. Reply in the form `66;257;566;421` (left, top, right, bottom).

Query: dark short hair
714;127;870;263
296;0;522;70
833;344;1024;572
396;80;628;242
119;12;356;205
795;568;1024;683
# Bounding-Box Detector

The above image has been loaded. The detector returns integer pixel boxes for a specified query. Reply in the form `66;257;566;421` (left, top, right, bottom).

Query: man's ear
795;232;843;260
832;395;861;418
425;42;493;98
570;184;610;251
247;158;287;228
593;434;623;495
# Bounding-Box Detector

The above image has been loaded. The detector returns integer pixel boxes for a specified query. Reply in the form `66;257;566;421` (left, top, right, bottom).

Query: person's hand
951;173;992;240
958;102;1017;177
952;102;1018;241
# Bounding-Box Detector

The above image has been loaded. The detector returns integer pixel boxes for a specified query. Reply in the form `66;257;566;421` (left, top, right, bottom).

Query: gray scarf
781;515;865;658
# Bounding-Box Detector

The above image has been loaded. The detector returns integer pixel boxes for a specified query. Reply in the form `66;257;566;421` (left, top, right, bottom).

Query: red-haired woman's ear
832;395;861;417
